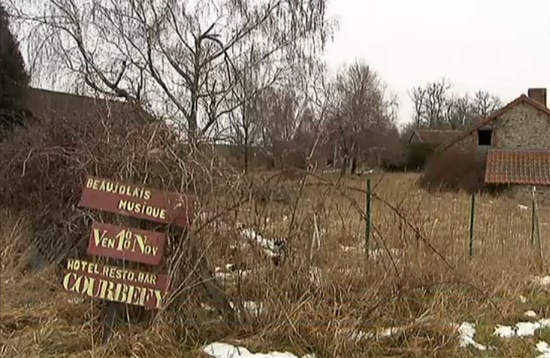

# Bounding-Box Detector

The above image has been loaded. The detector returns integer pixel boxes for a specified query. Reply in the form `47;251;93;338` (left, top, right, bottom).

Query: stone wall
452;132;476;152
449;102;550;151
492;102;550;148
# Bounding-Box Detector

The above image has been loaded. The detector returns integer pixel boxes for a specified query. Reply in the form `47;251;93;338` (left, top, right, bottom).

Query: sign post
64;176;194;344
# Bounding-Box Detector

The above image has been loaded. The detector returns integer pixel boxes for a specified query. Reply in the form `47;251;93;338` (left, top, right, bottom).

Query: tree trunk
243;129;249;173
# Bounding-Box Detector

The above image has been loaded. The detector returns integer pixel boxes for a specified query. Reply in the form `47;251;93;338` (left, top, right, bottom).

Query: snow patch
494;319;550;338
229;301;265;316
238;227;287;258
536;341;550;358
533;276;550;289
525;310;538;318
214;266;251;281
457;322;487;350
203;342;315;358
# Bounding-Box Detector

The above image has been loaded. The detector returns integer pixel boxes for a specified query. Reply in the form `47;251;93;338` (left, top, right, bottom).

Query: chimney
528;88;547;107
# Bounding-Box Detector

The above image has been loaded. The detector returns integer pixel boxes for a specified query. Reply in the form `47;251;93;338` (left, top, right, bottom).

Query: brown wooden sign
87;222;166;266
78;177;194;227
62;258;169;309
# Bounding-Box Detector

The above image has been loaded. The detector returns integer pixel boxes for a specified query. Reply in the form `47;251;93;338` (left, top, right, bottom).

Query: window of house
477;129;493;146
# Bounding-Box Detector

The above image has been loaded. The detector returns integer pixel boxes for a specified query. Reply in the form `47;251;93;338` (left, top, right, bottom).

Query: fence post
469;192;476;257
531;187;536;246
365;178;372;257
532;186;542;262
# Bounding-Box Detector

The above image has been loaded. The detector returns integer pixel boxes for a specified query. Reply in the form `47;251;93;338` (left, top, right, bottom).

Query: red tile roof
437;94;550;152
485;149;550;185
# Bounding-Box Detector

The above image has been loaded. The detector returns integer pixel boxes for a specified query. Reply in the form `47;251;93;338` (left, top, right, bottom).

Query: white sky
323;0;550;126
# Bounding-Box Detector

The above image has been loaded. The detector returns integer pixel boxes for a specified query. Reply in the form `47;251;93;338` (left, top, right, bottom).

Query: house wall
450;132;477;152
449;102;550;152
492;102;550;148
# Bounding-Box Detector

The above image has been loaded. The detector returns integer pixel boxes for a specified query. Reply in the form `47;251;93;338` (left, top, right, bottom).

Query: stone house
436;88;550;204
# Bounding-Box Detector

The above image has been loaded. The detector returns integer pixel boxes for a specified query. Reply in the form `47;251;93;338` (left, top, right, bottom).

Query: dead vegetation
0;91;549;358
2;140;550;357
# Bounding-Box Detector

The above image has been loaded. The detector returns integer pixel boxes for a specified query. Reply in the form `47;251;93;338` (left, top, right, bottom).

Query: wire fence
363;177;549;263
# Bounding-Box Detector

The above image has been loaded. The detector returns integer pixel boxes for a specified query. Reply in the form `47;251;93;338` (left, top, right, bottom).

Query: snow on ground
202;320;550;356
534;276;550;291
214;265;251;281
203;343;315;358
457;322;487;350
229;301;265;316
537;341;550;358
238;227;287;259
201;300;265;319
494;319;550;338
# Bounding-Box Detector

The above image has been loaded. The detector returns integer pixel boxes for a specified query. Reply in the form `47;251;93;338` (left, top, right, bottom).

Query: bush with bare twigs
0;103;255;332
420;149;488;192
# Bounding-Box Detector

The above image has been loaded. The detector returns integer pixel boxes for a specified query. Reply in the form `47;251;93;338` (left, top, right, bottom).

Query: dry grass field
1;172;550;358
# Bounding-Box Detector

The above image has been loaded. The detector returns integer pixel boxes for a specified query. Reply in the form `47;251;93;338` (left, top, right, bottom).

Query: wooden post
532;186;542;264
101;302;118;345
531;187;537;246
469;192;476;257
365;178;372;256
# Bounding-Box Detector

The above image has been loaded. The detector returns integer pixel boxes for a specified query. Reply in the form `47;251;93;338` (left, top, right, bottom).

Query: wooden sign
87;222;166;266
62;258;169;309
78;176;194;227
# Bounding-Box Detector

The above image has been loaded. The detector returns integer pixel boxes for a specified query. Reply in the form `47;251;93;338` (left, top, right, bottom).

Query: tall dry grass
2;170;550;357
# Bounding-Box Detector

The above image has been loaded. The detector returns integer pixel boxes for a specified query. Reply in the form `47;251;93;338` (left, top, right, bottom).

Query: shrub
405;142;437;171
0;102;249;328
420;149;487;192
380;144;407;172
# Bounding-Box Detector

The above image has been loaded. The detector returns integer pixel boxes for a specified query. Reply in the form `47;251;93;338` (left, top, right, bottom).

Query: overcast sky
323;0;550;126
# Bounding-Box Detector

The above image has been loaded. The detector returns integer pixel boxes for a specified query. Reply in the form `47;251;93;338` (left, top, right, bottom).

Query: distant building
437;88;550;204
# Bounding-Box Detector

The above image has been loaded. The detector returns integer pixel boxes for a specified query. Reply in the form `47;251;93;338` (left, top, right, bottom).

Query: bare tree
444;93;476;129
227;45;282;172
257;83;309;168
330;61;397;174
300;62;338;170
409;79;503;129
14;0;335;142
408;78;452;128
472;90;502;118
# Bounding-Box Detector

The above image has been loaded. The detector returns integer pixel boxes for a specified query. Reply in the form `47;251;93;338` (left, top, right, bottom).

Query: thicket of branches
9;0;508;175
13;0;334;141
